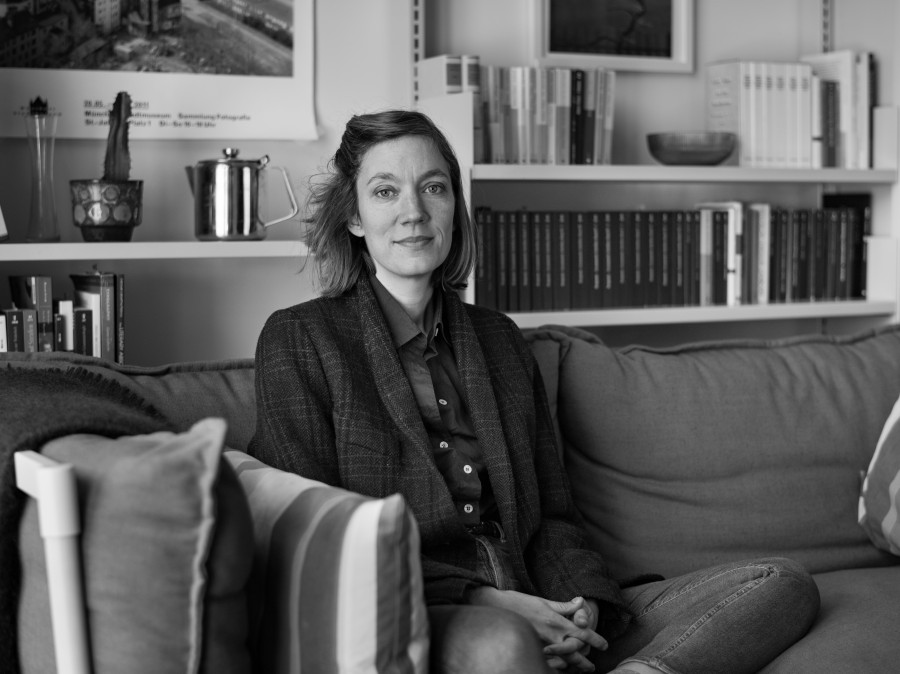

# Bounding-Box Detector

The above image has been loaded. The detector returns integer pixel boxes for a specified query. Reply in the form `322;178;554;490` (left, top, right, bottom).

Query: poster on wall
0;0;316;140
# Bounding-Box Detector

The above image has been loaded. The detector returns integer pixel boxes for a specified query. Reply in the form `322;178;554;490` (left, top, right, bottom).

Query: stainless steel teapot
185;148;299;241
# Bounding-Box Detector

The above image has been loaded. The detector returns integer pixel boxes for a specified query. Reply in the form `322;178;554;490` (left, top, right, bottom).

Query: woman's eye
424;183;446;194
375;187;395;198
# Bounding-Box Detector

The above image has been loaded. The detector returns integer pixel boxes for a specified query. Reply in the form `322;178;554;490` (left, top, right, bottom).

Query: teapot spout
185;166;195;195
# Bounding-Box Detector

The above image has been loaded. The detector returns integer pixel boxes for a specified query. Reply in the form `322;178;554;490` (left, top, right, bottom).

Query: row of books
1;272;125;362
706;50;875;169
417;54;615;165
473;196;869;313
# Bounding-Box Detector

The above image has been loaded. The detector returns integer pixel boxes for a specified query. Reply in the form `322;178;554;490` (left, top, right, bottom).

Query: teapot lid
197;148;270;168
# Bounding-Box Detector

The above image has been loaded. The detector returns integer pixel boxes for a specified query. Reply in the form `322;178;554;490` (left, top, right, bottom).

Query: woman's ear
348;215;364;238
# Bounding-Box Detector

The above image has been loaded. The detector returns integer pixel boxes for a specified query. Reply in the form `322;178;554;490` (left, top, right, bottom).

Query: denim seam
653;565;776;663
636;563;775;619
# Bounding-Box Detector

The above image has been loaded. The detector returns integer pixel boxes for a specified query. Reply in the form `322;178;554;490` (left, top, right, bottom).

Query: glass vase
25;112;60;242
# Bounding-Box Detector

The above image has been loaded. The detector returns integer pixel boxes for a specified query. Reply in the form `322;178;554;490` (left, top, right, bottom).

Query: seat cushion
760;566;900;673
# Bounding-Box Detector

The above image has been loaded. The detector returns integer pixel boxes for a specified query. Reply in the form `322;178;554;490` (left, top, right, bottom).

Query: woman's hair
303;109;476;297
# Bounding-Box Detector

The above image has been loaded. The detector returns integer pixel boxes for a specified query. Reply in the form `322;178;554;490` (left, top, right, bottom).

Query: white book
697;201;744;306
532;66;550;164
749;203;773;304
72;289;101;357
482;65;507;164
0;314;7;352
417;54;462;100
54;298;75;351
600;69;616;165
553;67;572;165
855;51;873;169
707;60;755;166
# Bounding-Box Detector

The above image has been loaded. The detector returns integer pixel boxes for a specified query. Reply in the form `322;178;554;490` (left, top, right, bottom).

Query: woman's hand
468;588;607;671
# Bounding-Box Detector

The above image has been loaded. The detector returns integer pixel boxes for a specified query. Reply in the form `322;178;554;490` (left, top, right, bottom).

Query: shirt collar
369;274;444;349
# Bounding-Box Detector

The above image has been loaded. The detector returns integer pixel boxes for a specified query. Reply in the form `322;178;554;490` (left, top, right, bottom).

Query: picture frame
531;0;694;74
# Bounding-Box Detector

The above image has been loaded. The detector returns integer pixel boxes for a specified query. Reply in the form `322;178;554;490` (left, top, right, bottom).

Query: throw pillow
860;394;900;555
18;418;253;674
225;450;429;674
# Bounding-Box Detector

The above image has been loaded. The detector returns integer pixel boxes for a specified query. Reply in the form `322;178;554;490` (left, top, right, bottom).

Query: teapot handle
262;167;300;228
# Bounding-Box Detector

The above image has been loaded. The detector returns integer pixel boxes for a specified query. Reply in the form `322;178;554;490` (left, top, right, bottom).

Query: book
509;66;533;165
570;69;586;164
8;275;54;352
73;307;93;356
53;298;75;351
0;313;6;352
4;308;25;352
802;50;858;168
71;271;117;360
550;68;572;165
599;69;616;165
417;54;462;99
697;201;744;305
822;192;871;299
482;65;508;164
461;55;485;164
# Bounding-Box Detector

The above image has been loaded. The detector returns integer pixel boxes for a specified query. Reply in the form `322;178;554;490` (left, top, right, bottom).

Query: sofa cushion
226;450;429;674
760;566;900;674
0;352;256;451
859;392;900;555
18;418;253;674
526;324;900;579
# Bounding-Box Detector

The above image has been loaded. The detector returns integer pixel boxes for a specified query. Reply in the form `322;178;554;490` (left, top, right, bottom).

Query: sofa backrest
1;352;257;452
525;324;900;580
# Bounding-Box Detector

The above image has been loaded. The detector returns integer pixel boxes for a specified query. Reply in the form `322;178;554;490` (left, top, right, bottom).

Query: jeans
592;557;821;674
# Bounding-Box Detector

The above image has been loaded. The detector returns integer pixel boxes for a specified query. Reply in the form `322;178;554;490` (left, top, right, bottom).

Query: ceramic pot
70;179;143;241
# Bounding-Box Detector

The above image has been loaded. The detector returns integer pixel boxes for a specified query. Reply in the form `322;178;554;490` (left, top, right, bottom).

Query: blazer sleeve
248;308;341;485
517;333;632;635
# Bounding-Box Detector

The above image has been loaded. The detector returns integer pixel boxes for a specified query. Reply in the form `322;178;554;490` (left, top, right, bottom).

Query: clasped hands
468;587;607;672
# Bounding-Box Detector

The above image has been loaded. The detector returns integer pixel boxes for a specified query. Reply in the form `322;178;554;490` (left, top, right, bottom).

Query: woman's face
349;135;455;291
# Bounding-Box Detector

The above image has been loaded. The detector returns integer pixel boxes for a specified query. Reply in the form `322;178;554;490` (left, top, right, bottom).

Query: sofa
2;322;899;673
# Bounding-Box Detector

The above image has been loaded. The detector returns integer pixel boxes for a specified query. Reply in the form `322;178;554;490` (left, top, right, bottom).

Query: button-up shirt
370;275;496;527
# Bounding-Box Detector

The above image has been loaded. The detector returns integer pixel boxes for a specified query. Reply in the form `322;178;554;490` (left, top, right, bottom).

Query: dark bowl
647;132;737;166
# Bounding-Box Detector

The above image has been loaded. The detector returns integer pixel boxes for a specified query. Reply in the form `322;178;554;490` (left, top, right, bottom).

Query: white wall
0;0;416;364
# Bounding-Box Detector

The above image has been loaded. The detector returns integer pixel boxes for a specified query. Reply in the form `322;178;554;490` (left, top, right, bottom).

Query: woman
249;109;820;674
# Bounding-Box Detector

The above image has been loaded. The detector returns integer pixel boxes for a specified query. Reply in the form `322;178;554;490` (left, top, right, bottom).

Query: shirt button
438;398;448;406
439;441;449;449
463;464;473;474
463;504;474;514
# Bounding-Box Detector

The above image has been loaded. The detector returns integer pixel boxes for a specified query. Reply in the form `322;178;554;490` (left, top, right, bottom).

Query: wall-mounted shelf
509;299;897;329
471;164;898;184
0;240;308;262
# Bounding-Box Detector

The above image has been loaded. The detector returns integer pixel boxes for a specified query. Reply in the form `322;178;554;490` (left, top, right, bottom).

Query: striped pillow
225;450;429;673
859;395;900;556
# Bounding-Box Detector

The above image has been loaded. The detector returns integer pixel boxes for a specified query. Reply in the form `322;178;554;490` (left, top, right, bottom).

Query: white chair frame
15;450;91;674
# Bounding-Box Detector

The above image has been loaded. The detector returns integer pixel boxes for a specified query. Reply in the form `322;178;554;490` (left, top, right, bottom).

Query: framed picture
531;0;694;74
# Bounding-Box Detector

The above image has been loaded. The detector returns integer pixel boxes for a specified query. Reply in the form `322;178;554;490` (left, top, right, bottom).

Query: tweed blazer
249;275;628;626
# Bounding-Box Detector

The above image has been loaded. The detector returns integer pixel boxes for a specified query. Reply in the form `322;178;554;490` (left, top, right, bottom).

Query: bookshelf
0;241;309;262
419;92;900;330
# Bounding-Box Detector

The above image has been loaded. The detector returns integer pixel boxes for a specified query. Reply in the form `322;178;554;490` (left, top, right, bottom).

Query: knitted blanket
0;364;172;673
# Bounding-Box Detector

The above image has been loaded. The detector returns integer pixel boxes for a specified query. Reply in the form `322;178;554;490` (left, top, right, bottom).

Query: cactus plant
102;91;132;182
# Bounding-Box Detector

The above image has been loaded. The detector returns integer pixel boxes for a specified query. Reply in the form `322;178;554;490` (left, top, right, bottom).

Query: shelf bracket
821;0;833;52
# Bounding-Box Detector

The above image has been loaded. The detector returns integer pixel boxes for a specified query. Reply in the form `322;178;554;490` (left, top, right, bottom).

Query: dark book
495;211;510;312
73;307;93;356
616;211;633;307
4;308;25;352
711;209;729;305
8;275;53;352
824;208;842;300
551;211;571;310
530;210;544;311
821;80;839;167
646;210;661;307
671;211;686;307
809;209;827;301
588;211;604;308
115;273;125;364
632;210;648;307
540;212;555;311
570;212;589;309
602;211;616;308
685;210;701;306
822;193;870;298
659;211;673;306
517;209;532;312
570;69;586;165
507;210;520;312
474;207;495;309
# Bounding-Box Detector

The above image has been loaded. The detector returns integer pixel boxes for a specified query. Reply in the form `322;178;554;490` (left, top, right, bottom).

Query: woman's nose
399;191;426;224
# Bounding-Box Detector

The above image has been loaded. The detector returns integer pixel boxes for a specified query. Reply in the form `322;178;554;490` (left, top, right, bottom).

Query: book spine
553;211;571;310
0;314;6;352
4;309;24;352
518;209;532;311
73;308;93;356
530;211;544;311
570;69;585;165
554;68;572;165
